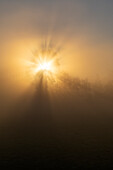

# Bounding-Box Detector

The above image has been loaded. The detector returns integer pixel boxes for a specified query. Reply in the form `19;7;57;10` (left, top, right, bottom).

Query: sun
31;57;56;75
25;43;61;79
37;60;53;72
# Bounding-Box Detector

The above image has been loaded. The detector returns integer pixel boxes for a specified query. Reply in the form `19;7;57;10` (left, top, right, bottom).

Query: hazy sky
1;2;113;168
1;0;113;87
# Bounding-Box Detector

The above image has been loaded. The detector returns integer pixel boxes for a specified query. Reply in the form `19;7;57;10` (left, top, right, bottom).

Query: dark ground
0;78;113;169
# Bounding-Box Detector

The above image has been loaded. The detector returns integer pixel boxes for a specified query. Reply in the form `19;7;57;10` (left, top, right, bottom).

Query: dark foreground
0;81;113;169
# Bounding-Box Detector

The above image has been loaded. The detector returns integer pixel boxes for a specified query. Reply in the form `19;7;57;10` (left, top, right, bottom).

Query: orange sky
1;0;113;95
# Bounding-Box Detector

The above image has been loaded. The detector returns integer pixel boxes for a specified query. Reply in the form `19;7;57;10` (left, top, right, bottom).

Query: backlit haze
1;1;113;115
0;1;113;168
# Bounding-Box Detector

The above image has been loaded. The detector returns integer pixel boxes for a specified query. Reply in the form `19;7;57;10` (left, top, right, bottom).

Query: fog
1;0;113;169
1;69;113;168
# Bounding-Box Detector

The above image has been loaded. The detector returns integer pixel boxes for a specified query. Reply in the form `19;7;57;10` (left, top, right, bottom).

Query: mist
1;0;113;169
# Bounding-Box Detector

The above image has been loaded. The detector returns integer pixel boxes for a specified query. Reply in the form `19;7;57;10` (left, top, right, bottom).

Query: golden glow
35;58;55;73
38;61;52;71
26;55;59;79
24;44;61;83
